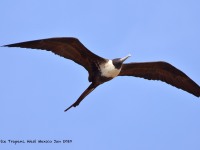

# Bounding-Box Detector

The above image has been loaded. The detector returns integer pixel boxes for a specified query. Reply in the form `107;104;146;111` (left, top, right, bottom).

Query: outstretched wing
3;37;106;76
119;61;200;97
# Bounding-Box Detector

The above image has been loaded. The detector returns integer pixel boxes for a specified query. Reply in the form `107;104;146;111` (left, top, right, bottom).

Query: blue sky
0;0;200;150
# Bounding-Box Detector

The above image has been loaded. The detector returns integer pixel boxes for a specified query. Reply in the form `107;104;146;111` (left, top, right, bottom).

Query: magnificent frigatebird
3;37;200;112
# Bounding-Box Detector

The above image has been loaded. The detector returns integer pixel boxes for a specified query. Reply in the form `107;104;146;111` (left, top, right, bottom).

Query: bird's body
88;59;118;83
2;37;200;112
100;60;121;78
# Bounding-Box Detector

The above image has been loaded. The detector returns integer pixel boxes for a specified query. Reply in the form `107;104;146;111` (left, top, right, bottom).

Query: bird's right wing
119;61;200;97
3;37;106;76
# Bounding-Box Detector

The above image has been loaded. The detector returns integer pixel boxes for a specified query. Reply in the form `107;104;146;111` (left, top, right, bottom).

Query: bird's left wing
3;37;106;77
119;61;200;97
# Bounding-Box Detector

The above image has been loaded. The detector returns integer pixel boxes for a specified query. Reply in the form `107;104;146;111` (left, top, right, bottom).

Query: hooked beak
120;54;131;62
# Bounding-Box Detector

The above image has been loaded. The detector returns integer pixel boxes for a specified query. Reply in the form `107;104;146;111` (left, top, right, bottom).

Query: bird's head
112;54;131;69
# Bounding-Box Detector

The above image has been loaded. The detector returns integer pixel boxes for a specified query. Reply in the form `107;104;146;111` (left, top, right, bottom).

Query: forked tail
64;83;99;112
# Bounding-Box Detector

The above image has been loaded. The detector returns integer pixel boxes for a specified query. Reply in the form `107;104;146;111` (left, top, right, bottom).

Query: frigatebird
3;37;200;112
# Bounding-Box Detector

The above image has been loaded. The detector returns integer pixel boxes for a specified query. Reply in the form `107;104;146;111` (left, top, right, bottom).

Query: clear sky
0;0;200;150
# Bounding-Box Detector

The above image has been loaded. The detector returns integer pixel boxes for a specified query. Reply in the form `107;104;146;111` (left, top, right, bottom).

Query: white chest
99;60;121;78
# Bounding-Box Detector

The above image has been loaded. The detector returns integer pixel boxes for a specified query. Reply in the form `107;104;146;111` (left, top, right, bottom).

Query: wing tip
1;43;19;48
195;92;200;98
1;44;8;47
192;93;200;98
190;88;200;98
191;84;200;98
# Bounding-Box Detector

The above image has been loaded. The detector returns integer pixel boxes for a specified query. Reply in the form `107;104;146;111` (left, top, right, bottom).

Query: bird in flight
3;37;200;112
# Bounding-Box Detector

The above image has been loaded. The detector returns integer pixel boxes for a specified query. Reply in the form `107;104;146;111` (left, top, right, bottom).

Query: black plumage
3;37;200;112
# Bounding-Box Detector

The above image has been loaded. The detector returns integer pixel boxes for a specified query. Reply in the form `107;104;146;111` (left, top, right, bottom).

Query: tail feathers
64;83;99;112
